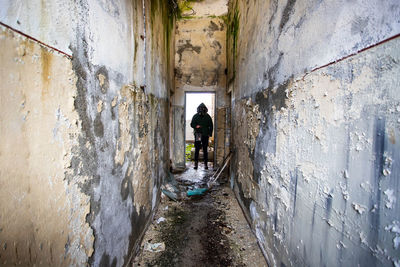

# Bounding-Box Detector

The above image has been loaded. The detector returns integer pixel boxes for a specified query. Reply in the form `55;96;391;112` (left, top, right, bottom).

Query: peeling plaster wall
0;26;92;266
172;14;230;167
227;1;400;266
0;0;175;266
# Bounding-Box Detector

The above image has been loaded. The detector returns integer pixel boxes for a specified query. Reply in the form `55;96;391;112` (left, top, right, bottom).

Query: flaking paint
0;25;93;266
0;0;175;266
228;1;400;266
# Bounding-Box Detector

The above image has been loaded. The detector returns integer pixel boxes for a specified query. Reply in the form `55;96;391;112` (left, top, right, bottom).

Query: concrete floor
132;162;267;266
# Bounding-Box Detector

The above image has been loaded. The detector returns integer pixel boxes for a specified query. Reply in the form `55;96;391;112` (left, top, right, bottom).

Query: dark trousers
194;135;209;165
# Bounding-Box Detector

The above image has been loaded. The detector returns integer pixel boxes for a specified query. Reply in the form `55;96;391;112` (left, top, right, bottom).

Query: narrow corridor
1;0;399;266
133;164;267;267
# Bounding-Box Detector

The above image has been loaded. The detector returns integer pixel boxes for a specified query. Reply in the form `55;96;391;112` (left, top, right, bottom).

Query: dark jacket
190;103;213;137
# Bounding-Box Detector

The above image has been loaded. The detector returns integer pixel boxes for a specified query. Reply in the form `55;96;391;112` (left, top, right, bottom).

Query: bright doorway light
185;92;215;141
185;92;215;163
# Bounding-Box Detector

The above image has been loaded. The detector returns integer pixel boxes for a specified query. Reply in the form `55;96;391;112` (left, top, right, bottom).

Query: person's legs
201;136;209;169
194;141;201;169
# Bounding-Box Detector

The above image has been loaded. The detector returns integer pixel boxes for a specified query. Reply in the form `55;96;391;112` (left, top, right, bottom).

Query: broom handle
209;153;232;184
211;151;231;178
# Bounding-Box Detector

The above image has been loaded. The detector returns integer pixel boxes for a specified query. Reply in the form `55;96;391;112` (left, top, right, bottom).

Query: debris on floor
162;189;178;201
144;242;166;253
132;163;267;267
156;217;166;224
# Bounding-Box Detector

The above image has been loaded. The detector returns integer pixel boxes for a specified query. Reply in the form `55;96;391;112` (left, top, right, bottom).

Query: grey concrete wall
227;1;400;266
172;105;185;169
0;0;175;266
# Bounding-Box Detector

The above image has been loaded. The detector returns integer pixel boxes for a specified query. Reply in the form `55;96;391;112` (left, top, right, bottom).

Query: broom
187;152;232;196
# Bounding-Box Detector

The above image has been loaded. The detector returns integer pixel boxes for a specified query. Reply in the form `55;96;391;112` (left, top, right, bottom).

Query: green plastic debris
187;188;208;196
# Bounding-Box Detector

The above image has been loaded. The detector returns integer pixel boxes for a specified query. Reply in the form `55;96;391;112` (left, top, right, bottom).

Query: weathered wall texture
172;13;230;168
0;26;91;266
0;0;175;266
179;0;228;17
171;105;186;169
227;1;400;266
174;18;226;92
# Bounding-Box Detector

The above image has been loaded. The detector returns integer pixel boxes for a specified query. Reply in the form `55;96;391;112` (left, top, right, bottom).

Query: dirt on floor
132;163;267;267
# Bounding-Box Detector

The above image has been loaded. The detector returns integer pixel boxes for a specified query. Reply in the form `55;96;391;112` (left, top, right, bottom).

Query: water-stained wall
172;1;230;168
0;0;175;266
227;1;400;266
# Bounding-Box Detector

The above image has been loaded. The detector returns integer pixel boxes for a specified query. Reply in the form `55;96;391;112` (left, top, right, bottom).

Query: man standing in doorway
190;103;213;170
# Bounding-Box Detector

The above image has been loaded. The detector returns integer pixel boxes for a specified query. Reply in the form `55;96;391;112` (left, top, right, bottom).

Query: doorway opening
184;92;216;167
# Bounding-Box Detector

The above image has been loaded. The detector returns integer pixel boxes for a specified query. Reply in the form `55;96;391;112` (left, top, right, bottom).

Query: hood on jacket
197;103;208;115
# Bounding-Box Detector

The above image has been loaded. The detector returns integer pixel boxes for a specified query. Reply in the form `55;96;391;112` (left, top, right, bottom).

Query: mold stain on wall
227;1;400;266
70;2;173;266
0;0;175;266
231;36;400;266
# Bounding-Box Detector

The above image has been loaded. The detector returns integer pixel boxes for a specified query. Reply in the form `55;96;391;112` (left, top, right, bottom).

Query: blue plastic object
187;188;208;196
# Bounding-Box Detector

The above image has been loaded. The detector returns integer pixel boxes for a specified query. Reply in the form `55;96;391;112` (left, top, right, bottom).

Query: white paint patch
299;162;318;183
384;189;396;209
86;0;134;78
394;236;400;250
336;241;347;249
152;185;158;210
385;221;400;249
53;107;71;144
250;201;259;220
156;217;166;224
360;181;372;192
350;131;371;152
339;182;349;200
352;203;367;214
385;222;400;234
255;224;266;245
383;152;393;177
250;201;268;250
360;231;367;245
383;169;391;176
